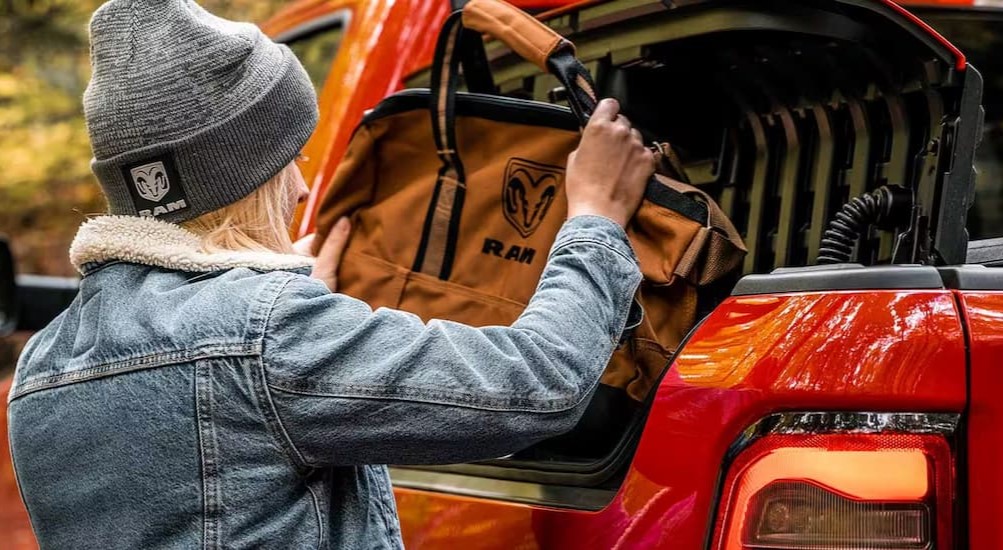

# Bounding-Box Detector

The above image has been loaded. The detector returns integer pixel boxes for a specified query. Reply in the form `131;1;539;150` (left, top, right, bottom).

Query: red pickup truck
4;0;1002;548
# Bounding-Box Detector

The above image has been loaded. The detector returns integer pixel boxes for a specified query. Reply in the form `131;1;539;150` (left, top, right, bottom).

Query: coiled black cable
817;186;910;264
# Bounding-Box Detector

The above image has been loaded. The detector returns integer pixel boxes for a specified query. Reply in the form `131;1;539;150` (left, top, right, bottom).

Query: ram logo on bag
502;158;562;238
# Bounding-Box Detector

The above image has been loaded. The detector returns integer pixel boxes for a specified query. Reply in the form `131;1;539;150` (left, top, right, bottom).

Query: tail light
713;413;957;550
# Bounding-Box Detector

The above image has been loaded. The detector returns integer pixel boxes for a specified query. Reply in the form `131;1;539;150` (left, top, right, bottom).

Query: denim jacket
8;214;642;549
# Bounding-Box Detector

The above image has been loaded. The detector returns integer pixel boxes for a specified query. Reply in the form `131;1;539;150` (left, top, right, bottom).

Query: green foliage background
0;0;290;276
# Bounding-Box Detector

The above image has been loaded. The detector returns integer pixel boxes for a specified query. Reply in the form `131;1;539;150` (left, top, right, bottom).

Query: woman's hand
565;98;656;227
292;217;351;292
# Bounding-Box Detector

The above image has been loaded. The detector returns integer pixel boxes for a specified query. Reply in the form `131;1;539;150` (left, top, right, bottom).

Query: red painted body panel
396;291;967;549
958;292;1003;550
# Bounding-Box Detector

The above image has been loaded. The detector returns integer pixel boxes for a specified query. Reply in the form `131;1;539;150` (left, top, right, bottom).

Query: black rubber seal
732;265;945;295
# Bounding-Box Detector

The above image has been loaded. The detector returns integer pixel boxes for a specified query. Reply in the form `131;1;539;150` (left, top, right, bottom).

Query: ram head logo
130;161;170;203
502;159;563;238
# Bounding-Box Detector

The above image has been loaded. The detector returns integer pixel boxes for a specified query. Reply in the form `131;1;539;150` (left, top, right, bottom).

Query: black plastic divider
772;106;803;268
858;96;891;265
845;98;872;201
807;104;836;263
791;108;818;268
719;128;742;219
742;112;770;274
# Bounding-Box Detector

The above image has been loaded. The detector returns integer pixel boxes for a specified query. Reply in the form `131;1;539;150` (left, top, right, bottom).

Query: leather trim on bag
461;0;569;71
415;15;470;279
440;178;466;280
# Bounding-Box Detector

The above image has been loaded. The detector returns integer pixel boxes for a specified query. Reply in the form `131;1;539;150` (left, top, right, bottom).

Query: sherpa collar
69;216;314;274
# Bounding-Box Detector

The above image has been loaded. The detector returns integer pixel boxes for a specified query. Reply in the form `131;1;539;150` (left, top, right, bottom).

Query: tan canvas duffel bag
315;0;746;421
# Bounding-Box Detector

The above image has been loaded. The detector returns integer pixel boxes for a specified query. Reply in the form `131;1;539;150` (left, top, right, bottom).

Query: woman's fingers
311;217;351;292
592;97;620;121
316;217;351;272
566;98;652;227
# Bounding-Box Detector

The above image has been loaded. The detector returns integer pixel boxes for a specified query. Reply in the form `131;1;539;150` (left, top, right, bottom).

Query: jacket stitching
304;481;325;549
368;467;403;543
80;259;125;276
252;355;312;471
195;361;221;550
9;343;260;400
5;421;40;537
254;275;318;471
248;273;290;344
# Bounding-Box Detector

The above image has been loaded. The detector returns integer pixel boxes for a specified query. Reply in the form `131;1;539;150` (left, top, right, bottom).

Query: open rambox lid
416;0;985;272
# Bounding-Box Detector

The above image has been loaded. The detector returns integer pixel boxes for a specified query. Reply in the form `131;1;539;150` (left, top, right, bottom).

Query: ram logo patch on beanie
122;156;189;218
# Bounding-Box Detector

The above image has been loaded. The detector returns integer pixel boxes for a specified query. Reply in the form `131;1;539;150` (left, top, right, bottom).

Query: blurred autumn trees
0;0;291;276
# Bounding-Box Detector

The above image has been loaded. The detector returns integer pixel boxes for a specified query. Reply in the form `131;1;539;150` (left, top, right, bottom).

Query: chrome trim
389;467;616;511
727;411;960;464
767;411;959;435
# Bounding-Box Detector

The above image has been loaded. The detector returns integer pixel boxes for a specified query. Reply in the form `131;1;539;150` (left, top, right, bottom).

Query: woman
7;0;654;548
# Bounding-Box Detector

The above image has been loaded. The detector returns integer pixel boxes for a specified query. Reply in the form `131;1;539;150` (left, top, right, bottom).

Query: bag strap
411;10;470;278
457;29;495;94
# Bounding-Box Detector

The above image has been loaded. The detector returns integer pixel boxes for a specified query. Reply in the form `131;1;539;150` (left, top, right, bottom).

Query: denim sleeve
261;215;643;467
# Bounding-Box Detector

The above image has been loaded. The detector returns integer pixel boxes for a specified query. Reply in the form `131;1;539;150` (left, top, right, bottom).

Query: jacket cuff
551;215;638;265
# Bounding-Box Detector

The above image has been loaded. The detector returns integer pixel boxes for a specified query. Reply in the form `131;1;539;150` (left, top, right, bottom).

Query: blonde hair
182;163;298;254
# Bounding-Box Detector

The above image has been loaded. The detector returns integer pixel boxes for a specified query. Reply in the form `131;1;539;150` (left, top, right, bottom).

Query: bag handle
460;0;599;117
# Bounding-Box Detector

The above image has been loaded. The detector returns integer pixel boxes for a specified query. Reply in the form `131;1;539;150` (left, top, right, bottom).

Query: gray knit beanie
83;0;319;222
